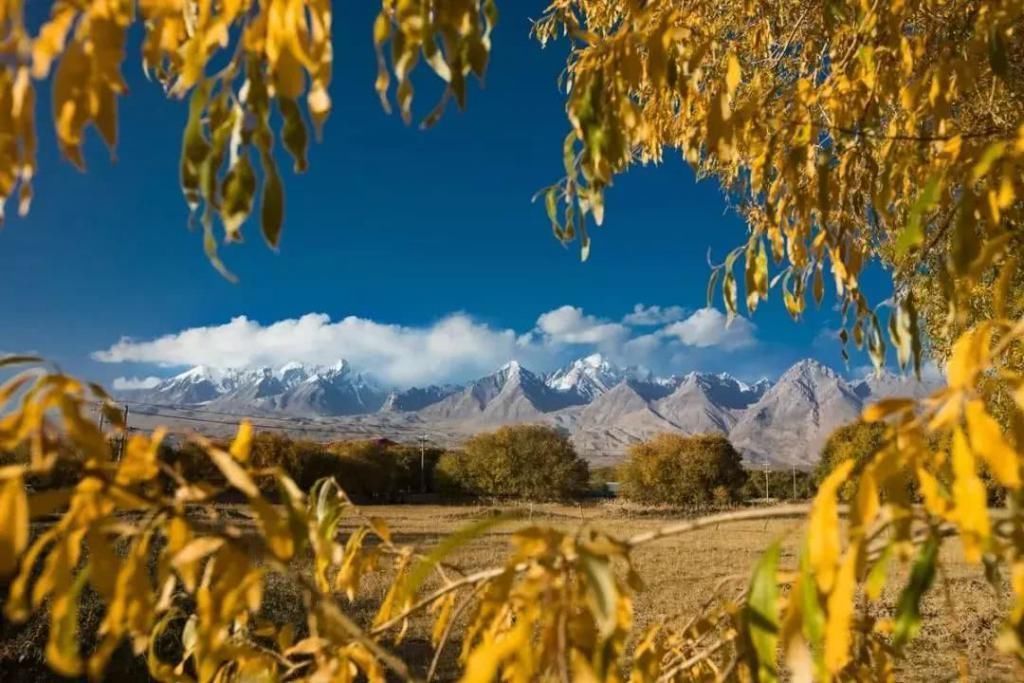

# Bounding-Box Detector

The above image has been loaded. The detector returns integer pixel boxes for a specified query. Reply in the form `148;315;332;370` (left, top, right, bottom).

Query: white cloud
661;308;757;350
622;304;687;326
534;306;629;346
94;313;534;387
94;306;760;388
112;376;162;390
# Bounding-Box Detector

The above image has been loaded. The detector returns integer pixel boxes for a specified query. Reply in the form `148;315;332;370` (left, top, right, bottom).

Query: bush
619;433;747;507
435;425;589;501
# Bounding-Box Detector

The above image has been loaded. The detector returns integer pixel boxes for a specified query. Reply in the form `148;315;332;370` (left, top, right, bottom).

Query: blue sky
0;3;896;389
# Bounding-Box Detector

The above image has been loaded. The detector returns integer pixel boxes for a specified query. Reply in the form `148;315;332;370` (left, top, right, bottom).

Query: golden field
1;502;1020;681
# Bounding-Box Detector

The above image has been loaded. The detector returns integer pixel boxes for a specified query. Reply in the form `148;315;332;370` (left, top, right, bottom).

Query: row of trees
1;432;447;503
1;420;887;505
438;423;889;505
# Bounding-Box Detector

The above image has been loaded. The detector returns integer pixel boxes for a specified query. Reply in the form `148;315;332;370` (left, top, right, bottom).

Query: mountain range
117;353;942;467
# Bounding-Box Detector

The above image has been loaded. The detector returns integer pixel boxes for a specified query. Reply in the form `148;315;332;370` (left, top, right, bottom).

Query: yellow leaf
725;52;742;96
947;327;990;390
462;621;530;683
252;497;295;560
430;592;456;647
916;466;949;517
206;443;260;497
853;464;880;534
46;567;89;677
808;459;854;594
951;427;990;563
171;536;225;569
965;400;1021;489
0;475;28;577
824;546;858;674
230;419;253;462
116;428;165;484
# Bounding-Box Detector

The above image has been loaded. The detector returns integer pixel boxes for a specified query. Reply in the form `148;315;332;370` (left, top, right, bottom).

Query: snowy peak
546;353;625;400
118;360;388;416
544;353;664;402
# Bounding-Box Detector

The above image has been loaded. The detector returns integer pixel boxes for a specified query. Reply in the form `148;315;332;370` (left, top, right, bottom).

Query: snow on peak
173;365;225;385
499;360;522;373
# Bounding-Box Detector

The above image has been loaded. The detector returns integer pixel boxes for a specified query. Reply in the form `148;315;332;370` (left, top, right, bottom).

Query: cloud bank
97;305;759;387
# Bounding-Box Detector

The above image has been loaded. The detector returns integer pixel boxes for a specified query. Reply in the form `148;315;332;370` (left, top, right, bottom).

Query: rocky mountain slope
117;356;942;467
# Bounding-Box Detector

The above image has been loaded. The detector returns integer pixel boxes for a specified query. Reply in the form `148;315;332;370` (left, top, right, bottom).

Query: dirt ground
1;502;1020;681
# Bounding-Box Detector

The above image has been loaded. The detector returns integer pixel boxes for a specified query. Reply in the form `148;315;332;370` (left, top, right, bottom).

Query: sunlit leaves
0;0;334;277
0;474;28;577
374;0;496;126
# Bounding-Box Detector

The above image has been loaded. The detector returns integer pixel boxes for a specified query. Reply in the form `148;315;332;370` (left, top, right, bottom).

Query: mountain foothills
118;354;941;467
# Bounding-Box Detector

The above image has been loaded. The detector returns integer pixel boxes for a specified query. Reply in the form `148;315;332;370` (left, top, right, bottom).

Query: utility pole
117;405;129;462
764;459;770;504
792;463;797;500
419;435;427;493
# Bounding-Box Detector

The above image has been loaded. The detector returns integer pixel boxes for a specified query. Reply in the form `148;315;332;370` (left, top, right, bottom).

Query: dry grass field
2;502;1021;681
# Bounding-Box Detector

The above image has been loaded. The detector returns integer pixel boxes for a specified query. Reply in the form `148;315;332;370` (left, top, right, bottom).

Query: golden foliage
4;0;1024;681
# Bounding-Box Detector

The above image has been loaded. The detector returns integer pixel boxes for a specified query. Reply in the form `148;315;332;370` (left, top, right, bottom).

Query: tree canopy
619;433;747;507
436;424;589;501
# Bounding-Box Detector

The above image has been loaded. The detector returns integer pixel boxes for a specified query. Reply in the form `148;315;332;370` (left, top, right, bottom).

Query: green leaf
260;151;284;250
279;98;309;173
989;25;1009;81
798;542;825;669
895;174;941;257
893;535;939;649
180;82;211;213
746;542;781;682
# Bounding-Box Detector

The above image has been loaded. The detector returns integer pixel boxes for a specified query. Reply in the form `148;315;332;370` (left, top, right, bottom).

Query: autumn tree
619;433;747;507
3;1;1024;681
435;425;589;501
814;421;888;500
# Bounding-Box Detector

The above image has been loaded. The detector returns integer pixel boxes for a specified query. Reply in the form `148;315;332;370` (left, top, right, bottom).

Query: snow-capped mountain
118;361;388;416
544;353;674;402
545;353;630;401
419;361;582;422
115;354;944;467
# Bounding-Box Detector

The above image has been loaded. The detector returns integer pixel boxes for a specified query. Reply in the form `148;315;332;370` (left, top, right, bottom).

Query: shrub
619;433;747;507
435;425;589;501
